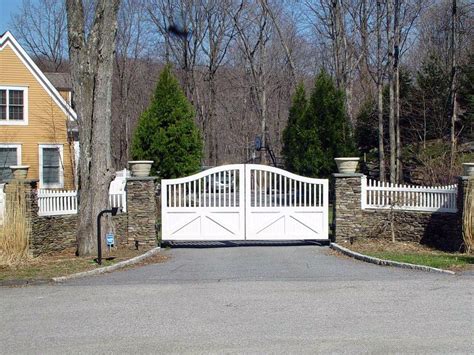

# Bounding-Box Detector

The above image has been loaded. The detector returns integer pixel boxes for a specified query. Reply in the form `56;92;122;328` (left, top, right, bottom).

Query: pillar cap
332;173;364;178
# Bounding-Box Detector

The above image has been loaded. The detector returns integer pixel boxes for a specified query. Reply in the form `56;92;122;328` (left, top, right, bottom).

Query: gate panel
162;165;245;241
245;164;328;240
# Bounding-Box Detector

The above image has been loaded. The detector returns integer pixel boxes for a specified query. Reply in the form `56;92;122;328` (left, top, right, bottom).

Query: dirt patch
0;246;168;282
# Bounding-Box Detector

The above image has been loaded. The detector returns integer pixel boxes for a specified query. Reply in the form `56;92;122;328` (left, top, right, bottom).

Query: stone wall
30;213;128;256
4;177;157;256
333;174;466;251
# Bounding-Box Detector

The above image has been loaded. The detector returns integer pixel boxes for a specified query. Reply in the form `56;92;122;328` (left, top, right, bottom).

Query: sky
0;0;25;34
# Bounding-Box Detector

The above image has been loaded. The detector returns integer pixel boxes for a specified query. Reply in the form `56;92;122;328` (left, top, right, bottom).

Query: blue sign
106;233;115;247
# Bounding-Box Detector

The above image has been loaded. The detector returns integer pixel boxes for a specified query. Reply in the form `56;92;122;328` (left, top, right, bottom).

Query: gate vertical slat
233;170;236;207
279;174;282;207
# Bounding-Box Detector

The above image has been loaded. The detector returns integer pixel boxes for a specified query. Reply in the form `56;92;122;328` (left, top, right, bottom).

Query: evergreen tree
282;83;308;173
414;54;451;139
306;70;356;177
354;98;378;153
458;53;474;141
131;64;203;179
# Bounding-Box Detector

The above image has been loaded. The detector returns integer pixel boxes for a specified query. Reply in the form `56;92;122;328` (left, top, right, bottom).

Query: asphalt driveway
1;244;473;354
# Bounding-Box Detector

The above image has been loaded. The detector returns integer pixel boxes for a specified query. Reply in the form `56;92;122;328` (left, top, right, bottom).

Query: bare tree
376;0;386;181
200;0;237;166
10;0;68;72
260;0;296;85
394;0;401;181
66;0;120;256
449;0;458;169
387;0;397;183
112;0;154;169
232;0;272;162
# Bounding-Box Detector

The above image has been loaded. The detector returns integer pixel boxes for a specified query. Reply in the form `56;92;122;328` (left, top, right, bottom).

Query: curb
330;243;456;275
52;247;162;282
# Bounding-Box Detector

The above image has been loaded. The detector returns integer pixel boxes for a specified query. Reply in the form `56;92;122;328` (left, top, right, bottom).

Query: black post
97;207;119;265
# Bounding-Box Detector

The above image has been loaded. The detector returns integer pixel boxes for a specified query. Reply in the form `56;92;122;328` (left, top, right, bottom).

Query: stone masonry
30;213;127;256
333;173;466;251
3;176;156;256
126;177;157;247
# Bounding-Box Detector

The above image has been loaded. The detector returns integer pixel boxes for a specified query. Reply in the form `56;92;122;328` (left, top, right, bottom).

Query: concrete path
1;244;473;354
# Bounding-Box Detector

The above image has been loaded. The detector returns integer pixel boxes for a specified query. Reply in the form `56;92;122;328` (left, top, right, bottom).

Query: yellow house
0;31;77;189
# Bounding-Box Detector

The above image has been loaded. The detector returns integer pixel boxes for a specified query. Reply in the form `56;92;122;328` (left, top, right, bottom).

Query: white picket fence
361;176;458;213
38;189;126;216
38;169;129;217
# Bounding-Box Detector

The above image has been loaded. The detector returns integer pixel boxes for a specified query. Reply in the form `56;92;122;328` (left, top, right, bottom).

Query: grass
345;239;474;271
0;247;168;282
364;251;474;270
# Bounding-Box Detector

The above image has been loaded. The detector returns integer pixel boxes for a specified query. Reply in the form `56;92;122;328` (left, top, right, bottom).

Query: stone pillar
126;177;157;248
333;173;364;242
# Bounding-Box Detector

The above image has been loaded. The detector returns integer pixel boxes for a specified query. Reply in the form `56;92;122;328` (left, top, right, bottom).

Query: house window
0;87;28;125
0;144;21;183
39;144;64;188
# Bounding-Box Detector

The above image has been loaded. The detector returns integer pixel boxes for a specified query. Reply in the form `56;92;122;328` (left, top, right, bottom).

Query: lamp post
96;207;119;265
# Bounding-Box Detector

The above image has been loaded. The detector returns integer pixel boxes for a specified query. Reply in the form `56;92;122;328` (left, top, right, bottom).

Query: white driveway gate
161;164;328;241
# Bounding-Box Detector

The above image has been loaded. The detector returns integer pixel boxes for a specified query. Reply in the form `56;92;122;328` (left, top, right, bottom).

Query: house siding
0;45;75;189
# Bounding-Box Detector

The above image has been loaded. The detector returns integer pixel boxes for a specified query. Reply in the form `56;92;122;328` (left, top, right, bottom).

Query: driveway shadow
161;240;329;249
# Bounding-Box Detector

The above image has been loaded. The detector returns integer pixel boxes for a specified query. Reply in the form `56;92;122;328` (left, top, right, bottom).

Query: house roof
0;31;77;121
44;72;72;91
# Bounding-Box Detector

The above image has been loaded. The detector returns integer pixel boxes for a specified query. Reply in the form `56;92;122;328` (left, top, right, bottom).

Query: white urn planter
10;165;30;180
128;160;154;177
463;163;474;177
334;157;360;174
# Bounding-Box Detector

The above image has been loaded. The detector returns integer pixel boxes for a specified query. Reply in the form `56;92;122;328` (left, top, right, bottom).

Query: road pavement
1;244;473;354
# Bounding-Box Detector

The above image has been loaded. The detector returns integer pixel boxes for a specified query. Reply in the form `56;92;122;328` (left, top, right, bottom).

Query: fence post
332;173;364;243
360;175;367;210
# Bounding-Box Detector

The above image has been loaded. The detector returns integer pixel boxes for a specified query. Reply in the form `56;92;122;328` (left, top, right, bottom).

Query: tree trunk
261;0;296;86
387;0;396;184
450;0;458;171
66;0;120;256
209;73;218;166
378;81;385;181
376;0;385;181
394;0;401;182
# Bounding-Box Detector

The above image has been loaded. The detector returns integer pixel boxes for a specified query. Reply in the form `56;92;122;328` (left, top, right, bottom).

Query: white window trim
39;144;64;189
0;86;28;125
